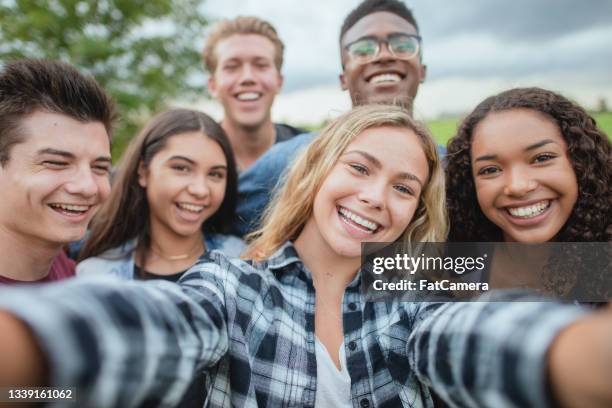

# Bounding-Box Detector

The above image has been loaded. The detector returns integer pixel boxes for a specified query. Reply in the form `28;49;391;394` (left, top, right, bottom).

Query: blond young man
203;16;302;172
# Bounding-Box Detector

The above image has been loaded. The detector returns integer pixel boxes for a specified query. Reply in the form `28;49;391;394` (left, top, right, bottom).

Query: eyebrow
37;148;111;163
474;139;557;162
345;149;424;187
168;155;227;169
525;139;555;151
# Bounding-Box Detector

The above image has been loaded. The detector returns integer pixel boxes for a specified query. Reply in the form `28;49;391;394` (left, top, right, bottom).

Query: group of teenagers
0;0;611;407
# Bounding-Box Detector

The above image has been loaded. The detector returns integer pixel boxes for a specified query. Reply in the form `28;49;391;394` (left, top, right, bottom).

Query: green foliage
427;112;612;147
0;0;208;160
593;112;612;139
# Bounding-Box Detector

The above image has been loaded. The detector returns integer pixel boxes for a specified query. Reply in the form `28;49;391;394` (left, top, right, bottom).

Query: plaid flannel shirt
0;242;585;407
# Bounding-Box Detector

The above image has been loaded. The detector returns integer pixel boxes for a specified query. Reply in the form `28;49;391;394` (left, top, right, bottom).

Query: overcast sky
195;0;612;123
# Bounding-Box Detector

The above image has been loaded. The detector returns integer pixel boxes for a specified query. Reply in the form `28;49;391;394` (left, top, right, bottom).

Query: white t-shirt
315;336;352;408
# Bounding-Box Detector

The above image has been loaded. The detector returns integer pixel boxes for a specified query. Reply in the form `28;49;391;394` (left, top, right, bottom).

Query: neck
0;225;60;281
221;119;276;171
147;219;204;259
294;220;360;294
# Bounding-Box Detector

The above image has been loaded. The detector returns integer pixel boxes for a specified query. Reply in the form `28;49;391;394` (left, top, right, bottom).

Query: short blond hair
202;16;284;73
245;104;448;261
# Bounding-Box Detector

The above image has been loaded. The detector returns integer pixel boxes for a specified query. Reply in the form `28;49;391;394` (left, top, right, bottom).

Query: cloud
198;0;612;118
416;0;612;42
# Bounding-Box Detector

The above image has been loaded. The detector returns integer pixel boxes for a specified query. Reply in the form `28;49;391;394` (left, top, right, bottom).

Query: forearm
549;307;612;408
0;311;48;387
0;276;228;407
409;298;586;407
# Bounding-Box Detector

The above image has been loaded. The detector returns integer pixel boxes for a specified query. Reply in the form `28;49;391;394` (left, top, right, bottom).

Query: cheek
474;180;497;213
212;182;227;204
98;177;111;201
390;200;420;233
262;74;281;91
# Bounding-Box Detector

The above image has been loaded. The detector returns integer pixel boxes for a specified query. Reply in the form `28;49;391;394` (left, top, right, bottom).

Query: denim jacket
76;233;245;280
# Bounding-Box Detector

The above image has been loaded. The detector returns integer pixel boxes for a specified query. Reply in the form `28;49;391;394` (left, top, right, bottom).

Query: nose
187;175;211;199
357;180;386;210
238;64;256;85
64;165;99;198
503;167;538;197
373;42;394;63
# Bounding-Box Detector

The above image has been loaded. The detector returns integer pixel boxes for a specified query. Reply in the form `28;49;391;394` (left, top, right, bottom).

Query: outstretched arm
0;258;232;407
549;305;612;408
407;297;595;407
0;310;48;387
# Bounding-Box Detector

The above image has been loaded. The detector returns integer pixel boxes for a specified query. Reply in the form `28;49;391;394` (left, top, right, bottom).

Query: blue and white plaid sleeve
0;261;230;407
408;298;587;407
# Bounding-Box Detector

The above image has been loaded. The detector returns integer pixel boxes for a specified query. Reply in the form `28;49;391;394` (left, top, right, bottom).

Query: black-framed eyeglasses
345;33;421;64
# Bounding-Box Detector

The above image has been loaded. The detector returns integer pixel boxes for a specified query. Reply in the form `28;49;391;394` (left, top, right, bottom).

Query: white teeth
370;73;401;84
236;92;260;101
50;203;89;212
177;203;204;213
338;207;379;232
507;200;550;218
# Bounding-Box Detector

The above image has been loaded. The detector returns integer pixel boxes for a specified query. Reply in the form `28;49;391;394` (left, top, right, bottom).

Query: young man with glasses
234;0;428;236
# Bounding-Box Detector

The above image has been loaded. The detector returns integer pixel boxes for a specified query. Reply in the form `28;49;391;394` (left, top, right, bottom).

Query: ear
276;72;284;93
419;63;427;84
208;75;218;98
339;72;348;91
137;161;148;188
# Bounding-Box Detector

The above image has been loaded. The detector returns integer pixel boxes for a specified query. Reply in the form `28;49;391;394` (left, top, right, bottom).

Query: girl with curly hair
446;87;611;300
446;87;611;243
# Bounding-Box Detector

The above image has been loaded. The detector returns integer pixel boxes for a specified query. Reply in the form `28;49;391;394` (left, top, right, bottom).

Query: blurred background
1;0;611;160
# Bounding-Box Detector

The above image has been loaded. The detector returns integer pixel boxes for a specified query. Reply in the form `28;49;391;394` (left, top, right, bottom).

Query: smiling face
471;109;579;243
302;126;429;260
340;11;426;108
138;132;227;240
208;34;283;131
0;111;111;246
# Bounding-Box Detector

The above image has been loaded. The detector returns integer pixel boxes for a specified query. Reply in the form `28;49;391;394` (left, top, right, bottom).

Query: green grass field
426;112;612;147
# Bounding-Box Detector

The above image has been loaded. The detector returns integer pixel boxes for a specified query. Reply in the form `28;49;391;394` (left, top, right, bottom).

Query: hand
549;305;612;408
0;311;48;388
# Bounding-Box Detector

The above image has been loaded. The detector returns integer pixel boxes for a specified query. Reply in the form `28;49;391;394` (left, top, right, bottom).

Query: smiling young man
203;16;303;172
234;0;429;236
0;59;114;284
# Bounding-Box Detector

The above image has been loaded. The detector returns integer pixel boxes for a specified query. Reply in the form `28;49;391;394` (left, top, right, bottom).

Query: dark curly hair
446;87;611;242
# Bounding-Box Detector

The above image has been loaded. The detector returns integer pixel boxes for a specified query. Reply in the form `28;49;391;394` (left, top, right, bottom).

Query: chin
331;241;362;259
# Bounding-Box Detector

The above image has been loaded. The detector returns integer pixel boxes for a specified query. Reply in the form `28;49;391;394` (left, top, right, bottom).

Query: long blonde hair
245;104;447;261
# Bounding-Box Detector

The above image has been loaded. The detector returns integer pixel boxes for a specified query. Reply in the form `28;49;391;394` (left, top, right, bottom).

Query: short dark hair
0;59;115;165
340;0;419;43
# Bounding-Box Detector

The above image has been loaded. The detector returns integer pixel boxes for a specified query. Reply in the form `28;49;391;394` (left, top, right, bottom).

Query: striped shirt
0;242;585;407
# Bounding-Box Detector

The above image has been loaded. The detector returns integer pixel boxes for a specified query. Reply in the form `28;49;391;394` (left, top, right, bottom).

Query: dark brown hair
0;59;115;165
79;109;238;261
446;87;611;242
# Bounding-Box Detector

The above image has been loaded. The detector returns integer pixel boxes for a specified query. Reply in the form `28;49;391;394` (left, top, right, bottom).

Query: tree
0;0;208;159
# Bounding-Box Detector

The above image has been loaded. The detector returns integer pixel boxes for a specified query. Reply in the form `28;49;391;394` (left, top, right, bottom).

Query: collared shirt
0;242;585;407
234;132;313;236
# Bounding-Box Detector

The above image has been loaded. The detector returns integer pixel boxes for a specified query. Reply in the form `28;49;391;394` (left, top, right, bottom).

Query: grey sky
197;0;612;121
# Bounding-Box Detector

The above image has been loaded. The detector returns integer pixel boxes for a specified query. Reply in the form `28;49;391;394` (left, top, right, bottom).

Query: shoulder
274;123;306;143
76;240;137;280
206;234;246;258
